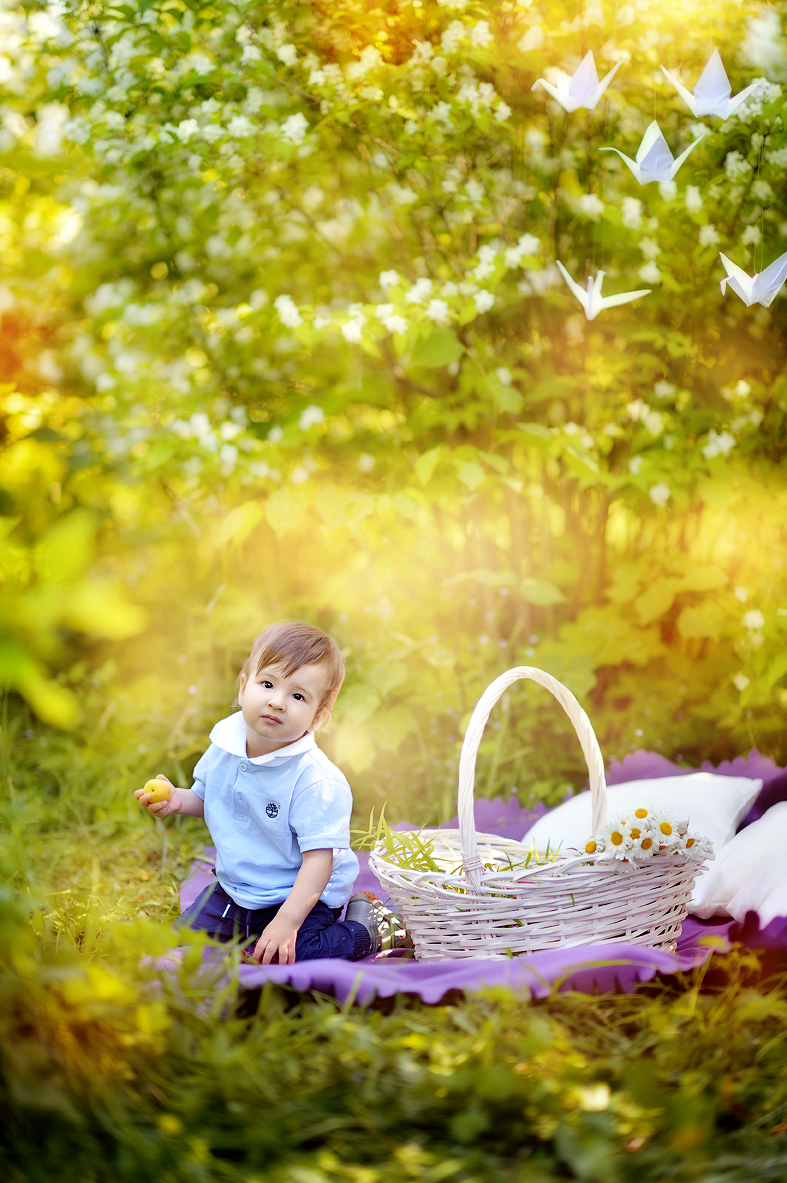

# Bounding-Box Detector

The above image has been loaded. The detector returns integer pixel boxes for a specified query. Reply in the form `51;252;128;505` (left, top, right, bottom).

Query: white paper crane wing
533;51;621;113
718;253;756;305
662;50;765;120
557;262;650;320
600;121;703;184
717;250;787;307
599;287;652;311
556;260;591;310
754;249;787;306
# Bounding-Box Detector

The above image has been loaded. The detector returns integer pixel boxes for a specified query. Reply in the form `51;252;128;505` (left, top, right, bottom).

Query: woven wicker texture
369;667;704;961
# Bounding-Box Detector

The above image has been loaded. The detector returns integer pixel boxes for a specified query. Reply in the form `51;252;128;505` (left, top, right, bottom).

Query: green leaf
682;565;727;592
367;662;407;696
338;684;381;727
414;447;442;486
218;501;265;546
517;422;552;447
456;461;486;490
372;705;416;752
36;511;96;581
264;489;309;536
410;329;464;368
677;604;724;641
520;578;566;606
634;578;682;625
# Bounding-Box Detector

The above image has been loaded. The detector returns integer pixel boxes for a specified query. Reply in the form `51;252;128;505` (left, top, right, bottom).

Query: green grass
3;714;787;1182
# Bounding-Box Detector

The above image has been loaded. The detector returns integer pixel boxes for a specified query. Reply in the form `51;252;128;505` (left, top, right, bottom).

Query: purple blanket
179;749;787;1005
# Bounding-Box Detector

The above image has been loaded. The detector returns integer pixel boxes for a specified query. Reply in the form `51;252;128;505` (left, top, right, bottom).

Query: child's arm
252;849;333;965
134;776;205;819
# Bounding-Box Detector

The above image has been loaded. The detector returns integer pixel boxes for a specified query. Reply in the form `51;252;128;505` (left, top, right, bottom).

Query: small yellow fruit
144;778;172;803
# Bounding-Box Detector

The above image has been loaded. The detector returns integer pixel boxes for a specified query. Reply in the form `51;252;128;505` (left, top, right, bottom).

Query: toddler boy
135;620;409;964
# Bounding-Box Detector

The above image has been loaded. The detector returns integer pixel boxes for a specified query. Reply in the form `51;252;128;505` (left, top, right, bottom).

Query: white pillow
526;772;762;859
726;853;787;928
692;802;787;918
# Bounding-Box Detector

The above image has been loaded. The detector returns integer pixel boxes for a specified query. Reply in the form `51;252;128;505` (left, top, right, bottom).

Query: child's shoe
345;891;414;955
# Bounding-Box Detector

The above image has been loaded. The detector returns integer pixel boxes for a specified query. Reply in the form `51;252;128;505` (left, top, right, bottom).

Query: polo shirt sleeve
289;776;353;852
190;747;211;801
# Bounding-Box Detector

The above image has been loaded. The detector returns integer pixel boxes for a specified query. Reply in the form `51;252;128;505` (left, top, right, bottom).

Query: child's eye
262;681;273;688
292;693;304;701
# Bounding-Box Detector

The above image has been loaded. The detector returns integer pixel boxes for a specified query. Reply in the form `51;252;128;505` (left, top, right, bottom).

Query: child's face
238;660;330;756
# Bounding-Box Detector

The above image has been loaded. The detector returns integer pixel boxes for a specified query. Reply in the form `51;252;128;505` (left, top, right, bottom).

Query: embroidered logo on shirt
266;802;279;818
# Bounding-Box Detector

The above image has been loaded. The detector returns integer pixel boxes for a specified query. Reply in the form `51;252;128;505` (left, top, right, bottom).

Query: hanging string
598;0;619;274
759;99;765;274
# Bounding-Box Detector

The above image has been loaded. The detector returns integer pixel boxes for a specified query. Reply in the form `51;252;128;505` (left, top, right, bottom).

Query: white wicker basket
369;667;705;961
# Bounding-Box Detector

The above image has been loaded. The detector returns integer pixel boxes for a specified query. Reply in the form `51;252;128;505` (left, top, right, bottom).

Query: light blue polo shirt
190;712;359;910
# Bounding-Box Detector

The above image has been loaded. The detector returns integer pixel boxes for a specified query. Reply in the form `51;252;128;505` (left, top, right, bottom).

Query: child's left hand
252;914;300;965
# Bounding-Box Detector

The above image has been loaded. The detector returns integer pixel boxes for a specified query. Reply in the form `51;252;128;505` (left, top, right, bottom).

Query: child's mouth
261;714;283;725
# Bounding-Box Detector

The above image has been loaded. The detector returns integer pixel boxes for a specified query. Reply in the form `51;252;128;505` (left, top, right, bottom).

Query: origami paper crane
556;262;651;321
600;121;704;185
532;50;621;113
718;250;787;307
661;49;765;120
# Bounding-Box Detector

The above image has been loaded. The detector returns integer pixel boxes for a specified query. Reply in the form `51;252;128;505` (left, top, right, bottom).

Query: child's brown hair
239;620;345;723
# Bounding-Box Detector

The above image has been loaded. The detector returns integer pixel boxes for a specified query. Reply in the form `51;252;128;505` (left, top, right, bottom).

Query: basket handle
457;667;607;892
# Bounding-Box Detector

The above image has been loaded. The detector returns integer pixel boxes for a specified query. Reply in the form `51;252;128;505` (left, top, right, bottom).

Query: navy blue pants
177;878;372;962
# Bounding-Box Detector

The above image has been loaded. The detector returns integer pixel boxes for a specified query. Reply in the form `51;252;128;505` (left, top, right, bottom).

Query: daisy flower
683;833;714;862
628;833;658;860
651;811;682;849
600;818;636;860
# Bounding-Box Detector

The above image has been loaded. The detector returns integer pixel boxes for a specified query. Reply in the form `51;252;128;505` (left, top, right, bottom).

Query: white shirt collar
209;711;317;765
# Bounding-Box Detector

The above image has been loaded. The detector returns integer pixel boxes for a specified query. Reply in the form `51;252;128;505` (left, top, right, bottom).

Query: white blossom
379;270;400;289
470;20;493;48
495;102;512;122
227;115;254;137
341;319;364;343
702;429;735;458
699;224;720;247
734;587;749;602
474;289;495;313
411;40;434;63
733;673;750;691
406;277;433;304
276;44;298;66
639;262;661;284
280;113;309;144
273;294;302;327
649;483;671;506
426;298;450;324
621;197;643;229
518;26;545;52
653;381;675;398
578;193;604;220
441;20;467;54
743;609;765;630
299;405;324;430
176;119;199;142
685;185;703;213
381;313;408;334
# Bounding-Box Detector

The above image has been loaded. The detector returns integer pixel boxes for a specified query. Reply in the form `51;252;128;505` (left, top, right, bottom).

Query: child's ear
311;705;330;732
238;674;247;704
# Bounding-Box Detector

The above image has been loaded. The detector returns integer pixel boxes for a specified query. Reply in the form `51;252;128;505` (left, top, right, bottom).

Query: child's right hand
135;776;179;817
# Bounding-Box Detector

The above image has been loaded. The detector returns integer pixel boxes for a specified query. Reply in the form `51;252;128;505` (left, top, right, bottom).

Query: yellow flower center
641;837;653;850
630;827;641;839
660;821;673;835
686;837;695;847
611;831;624;846
585;840;597;854
635;808;648;819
